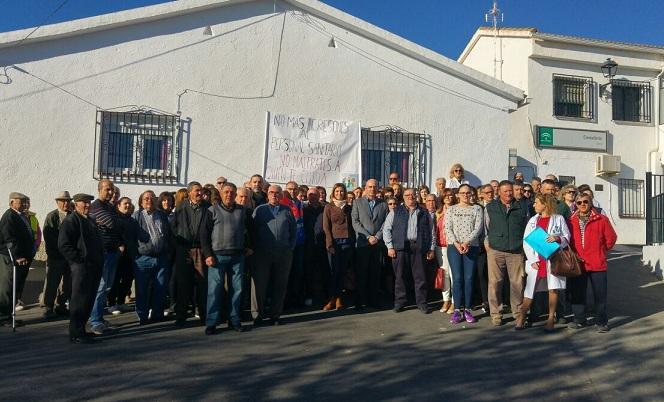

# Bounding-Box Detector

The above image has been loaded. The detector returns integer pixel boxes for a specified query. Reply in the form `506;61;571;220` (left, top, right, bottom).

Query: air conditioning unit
595;154;621;176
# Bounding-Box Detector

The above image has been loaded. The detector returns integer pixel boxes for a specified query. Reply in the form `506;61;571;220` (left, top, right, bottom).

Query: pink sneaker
463;310;477;323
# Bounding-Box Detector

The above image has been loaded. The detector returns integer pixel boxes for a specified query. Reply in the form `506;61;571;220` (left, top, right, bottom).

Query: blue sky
1;0;662;58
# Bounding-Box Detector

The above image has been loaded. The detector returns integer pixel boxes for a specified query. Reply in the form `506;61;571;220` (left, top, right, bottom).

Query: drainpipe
647;66;664;173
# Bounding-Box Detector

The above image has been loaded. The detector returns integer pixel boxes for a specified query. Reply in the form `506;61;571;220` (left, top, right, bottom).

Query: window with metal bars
552;74;594;119
612;79;652;123
94;111;180;183
619;178;645;218
361;129;428;188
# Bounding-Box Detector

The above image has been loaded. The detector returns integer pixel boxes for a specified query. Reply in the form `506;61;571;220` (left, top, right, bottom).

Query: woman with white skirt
517;193;570;331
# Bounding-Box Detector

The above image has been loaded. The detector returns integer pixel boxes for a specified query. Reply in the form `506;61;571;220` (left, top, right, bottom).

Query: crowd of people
0;163;617;344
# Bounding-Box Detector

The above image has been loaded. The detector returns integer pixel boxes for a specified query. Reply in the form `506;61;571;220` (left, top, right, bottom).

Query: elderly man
236;187;254;211
0;192;34;325
303;188;327;306
484;180;528;326
133;190;171;325
58;193;104;344
352;179;389;310
41;191;73;319
435;178;447;198
214;176;227;194
88;179;123;335
282;181;305;308
171;181;212;327
201;182;252;335
251;185;296;326
249;174;267;207
383;188;435;314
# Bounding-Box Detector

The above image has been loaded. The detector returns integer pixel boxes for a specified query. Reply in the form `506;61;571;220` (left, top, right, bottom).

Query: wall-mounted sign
536;126;607;152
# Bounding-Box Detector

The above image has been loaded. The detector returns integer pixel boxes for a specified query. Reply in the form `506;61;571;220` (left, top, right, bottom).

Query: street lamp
599;58;618;96
601;58;618;79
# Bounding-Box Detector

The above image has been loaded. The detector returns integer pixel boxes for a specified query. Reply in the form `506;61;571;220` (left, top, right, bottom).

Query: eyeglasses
454;169;463;172
575;200;590;205
387;202;397;206
217;181;225;185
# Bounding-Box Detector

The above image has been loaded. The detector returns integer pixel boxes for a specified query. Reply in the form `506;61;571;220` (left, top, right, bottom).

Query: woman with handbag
567;192;617;333
435;189;455;314
518;193;570;331
322;183;355;311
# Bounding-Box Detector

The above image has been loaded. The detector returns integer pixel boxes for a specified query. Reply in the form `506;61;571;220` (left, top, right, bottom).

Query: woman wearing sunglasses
559;184;578;212
447;163;470;189
567;193;617;333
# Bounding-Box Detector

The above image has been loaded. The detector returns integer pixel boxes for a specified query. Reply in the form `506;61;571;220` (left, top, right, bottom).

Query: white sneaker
15;300;25;312
304;298;313;307
108;305;121;315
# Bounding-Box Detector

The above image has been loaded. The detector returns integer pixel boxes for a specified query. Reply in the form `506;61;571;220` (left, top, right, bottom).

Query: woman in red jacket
567;193;617;332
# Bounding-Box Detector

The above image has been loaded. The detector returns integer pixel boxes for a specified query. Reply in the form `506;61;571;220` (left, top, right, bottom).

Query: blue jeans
207;254;245;327
134;255;170;321
89;251;119;326
447;245;478;309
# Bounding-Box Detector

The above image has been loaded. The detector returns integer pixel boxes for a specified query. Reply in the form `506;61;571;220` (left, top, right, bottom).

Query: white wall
461;35;531;93
0;0;517;232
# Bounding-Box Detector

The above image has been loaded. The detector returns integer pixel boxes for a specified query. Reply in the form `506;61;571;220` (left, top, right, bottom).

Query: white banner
263;112;361;190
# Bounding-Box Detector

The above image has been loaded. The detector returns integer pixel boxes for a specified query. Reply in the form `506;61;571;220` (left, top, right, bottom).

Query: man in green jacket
41;191;73;319
484;180;528;327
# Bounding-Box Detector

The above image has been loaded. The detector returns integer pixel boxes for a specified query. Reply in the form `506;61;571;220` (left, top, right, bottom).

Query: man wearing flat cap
41;191;73;320
58;193;104;343
0;192;34;325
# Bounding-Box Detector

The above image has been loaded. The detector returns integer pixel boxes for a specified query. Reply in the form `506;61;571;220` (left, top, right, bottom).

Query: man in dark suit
0;192;34;325
351;179;389;310
58;193;104;344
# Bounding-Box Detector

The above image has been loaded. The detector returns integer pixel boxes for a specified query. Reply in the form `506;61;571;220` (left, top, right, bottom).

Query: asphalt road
1;245;662;402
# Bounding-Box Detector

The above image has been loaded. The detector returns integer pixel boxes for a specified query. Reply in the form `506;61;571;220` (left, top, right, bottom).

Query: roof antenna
485;1;504;79
485;1;504;30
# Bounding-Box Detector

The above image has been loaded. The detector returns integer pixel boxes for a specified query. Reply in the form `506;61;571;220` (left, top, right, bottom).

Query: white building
0;0;522;236
460;26;664;245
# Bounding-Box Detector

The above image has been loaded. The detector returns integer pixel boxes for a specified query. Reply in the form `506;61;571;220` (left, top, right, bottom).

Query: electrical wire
291;10;515;113
12;0;71;48
11;65;101;108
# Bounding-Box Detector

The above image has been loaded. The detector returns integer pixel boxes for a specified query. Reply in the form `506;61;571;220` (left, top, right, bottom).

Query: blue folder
524;226;560;259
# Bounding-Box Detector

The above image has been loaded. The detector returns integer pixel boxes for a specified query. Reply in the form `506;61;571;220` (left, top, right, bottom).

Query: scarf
332;199;347;209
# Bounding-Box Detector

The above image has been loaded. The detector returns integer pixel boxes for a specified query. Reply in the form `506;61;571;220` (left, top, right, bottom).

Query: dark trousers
328;244;352;298
42;259;71;310
108;253;134;306
304;244;328;304
286;245;305;307
355;244;382;307
69;262;102;338
252;248;292;320
392;242;427;309
569;270;608;326
15;260;31;300
0;255;13;315
475;248;489;306
174;247;207;322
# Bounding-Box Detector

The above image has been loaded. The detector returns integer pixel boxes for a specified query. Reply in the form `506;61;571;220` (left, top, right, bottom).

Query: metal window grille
646;172;664;244
612;79;652;123
552;74;594;119
619;178;644;218
361;129;428;188
94;111;180;184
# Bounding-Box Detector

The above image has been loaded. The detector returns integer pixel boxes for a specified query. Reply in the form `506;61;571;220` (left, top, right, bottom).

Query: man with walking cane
0;192;33;329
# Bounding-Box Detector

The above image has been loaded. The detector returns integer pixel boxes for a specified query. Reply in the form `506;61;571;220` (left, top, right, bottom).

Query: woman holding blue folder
517;194;570;331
